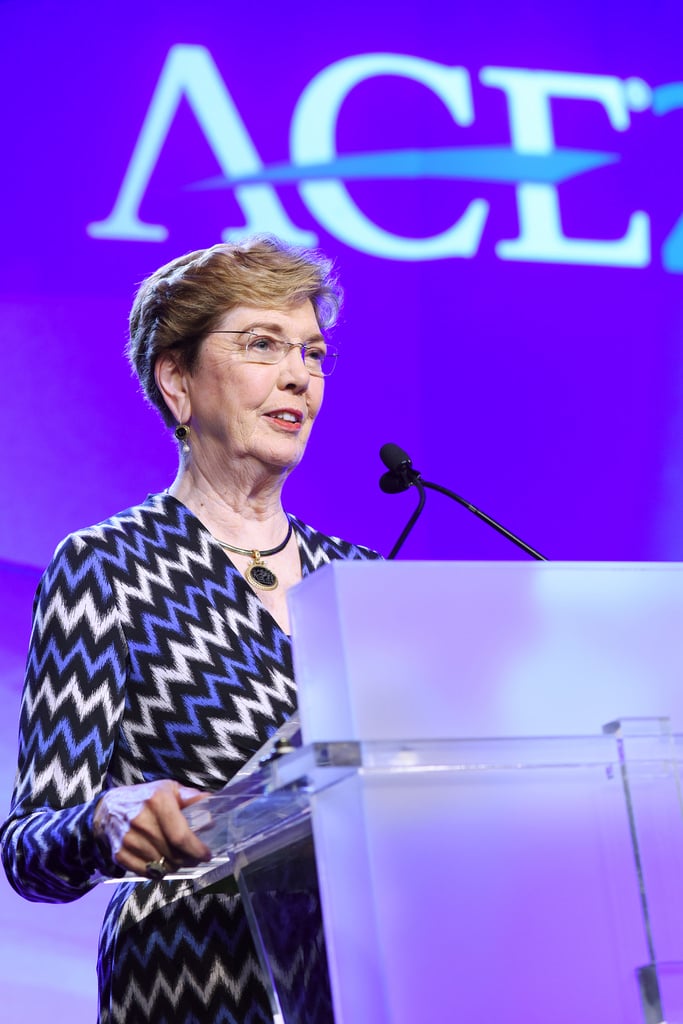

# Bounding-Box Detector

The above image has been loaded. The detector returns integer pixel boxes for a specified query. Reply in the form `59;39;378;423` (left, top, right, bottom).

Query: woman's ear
155;351;191;425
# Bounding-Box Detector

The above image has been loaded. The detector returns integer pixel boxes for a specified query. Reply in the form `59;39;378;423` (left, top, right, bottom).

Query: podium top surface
288;560;683;744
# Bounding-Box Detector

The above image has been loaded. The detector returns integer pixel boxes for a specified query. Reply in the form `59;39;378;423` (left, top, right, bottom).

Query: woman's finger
143;785;213;862
94;779;211;865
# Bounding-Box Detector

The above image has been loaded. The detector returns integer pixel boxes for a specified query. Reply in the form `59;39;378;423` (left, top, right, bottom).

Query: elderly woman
1;236;380;1022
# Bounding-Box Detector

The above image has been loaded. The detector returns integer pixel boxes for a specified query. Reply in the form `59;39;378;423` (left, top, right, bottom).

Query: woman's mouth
265;409;303;429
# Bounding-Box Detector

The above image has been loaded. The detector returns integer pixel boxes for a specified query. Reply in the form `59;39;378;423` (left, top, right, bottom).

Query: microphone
379;443;427;558
379;443;418;494
380;472;411;494
379;443;547;561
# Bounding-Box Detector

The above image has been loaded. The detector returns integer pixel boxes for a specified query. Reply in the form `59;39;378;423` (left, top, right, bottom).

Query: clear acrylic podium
186;561;683;1024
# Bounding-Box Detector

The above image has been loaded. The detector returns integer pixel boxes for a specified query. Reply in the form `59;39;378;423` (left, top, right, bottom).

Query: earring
174;423;190;454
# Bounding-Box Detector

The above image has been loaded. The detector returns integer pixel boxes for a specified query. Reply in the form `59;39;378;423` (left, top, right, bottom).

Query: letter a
88;44;314;244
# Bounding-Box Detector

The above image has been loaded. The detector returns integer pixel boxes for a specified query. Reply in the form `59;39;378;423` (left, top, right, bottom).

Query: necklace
215;517;293;591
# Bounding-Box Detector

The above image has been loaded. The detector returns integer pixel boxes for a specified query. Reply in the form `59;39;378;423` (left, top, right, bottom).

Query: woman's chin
255;439;309;474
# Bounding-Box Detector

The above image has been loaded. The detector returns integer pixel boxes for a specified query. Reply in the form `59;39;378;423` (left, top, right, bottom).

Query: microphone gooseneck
378;442;547;561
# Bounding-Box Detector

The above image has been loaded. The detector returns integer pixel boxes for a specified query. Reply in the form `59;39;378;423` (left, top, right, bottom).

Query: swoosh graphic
190;146;617;190
652;83;683;115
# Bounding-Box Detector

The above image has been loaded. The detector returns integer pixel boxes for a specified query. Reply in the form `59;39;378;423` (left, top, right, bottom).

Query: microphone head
379;471;411;494
380;442;412;473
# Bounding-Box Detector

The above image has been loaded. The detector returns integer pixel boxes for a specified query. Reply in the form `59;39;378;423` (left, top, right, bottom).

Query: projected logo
88;45;683;270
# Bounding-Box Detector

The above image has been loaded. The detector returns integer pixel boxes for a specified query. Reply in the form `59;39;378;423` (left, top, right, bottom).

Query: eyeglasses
211;330;338;377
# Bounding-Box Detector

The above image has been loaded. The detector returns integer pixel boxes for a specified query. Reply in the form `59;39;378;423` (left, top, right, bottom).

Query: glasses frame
210;329;339;378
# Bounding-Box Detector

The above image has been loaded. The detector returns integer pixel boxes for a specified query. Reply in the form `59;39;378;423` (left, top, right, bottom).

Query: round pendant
247;563;278;591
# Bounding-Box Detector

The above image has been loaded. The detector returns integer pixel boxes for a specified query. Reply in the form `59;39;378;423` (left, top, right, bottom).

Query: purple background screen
0;0;682;1018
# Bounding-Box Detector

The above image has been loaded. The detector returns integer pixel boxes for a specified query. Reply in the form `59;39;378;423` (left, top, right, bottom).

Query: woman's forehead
214;301;321;336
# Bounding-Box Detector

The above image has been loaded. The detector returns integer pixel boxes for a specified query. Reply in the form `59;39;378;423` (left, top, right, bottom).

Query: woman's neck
168;462;290;548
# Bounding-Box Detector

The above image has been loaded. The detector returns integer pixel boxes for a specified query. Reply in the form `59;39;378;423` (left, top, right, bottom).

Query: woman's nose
280;344;310;387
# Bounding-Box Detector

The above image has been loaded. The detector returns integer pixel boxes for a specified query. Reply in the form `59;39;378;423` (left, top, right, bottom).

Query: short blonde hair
128;235;342;425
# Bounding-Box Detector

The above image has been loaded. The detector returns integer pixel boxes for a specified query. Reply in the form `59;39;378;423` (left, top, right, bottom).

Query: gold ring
145;856;169;880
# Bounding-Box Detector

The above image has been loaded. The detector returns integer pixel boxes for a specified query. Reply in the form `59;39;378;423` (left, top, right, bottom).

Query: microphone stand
386;477;426;559
379;443;546;561
420;478;546;561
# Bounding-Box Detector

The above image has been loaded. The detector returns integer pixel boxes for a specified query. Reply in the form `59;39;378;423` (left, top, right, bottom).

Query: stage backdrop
1;0;682;1020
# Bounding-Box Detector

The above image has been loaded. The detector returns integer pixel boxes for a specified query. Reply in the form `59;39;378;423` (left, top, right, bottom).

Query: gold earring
174;423;190;454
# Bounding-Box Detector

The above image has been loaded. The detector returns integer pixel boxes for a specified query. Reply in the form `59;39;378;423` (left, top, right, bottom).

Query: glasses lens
244;334;338;376
303;343;338;377
244;335;284;362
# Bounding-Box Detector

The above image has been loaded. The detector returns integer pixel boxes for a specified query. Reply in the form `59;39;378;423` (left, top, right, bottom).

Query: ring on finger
145;856;170;880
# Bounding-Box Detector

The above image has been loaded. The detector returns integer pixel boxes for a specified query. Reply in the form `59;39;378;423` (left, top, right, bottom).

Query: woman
1;236;380;1022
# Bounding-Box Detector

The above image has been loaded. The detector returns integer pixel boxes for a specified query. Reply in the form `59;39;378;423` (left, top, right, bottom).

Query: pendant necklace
215;517;293;591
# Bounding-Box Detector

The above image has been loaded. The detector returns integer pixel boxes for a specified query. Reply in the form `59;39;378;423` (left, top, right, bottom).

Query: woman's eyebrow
244;321;325;342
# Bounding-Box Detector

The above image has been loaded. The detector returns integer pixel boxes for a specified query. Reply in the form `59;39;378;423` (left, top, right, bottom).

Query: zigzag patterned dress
0;492;381;1023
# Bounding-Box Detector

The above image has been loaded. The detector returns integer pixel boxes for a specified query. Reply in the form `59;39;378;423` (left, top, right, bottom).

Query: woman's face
176;301;326;478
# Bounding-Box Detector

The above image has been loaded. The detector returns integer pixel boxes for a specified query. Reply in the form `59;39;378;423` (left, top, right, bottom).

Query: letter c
290;53;488;261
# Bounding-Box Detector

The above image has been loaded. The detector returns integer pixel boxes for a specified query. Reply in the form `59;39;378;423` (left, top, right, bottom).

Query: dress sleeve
0;533;128;903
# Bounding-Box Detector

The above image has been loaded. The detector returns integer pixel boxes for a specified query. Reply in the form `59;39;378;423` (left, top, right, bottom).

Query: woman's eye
305;347;326;364
251;335;277;353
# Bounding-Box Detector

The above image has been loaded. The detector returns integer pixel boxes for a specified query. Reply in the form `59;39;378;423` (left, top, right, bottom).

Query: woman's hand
93;780;213;878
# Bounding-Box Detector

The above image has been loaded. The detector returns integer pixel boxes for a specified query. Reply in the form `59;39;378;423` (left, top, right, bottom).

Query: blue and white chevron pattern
0;492;380;1022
